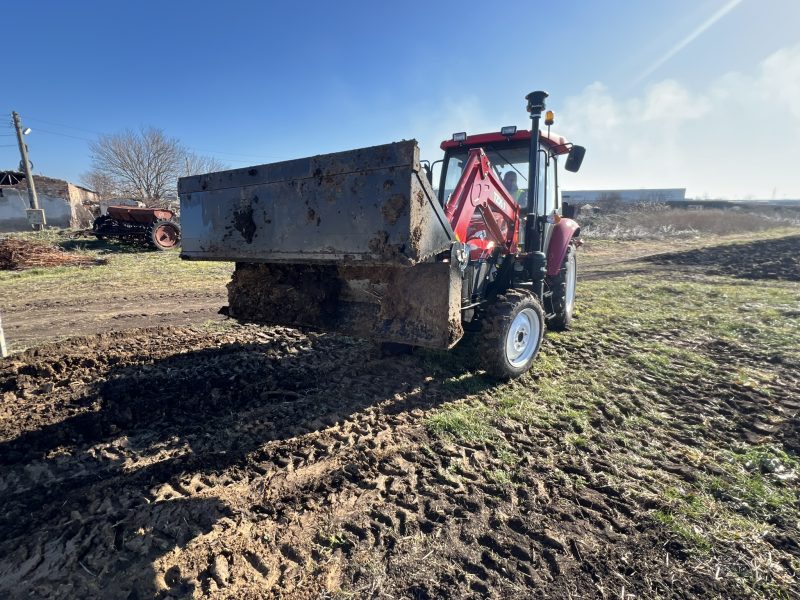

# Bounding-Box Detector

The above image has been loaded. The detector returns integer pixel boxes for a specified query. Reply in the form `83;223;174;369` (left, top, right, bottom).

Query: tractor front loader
180;90;585;377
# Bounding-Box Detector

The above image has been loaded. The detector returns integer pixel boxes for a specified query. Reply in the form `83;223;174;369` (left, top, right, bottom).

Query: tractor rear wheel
546;243;577;330
149;220;181;251
479;289;544;379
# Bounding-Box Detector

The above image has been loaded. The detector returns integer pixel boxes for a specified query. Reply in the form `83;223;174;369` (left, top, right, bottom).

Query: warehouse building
562;188;686;205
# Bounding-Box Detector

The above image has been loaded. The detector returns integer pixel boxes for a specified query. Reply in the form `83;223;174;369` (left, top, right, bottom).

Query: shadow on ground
58;236;161;254
0;328;493;598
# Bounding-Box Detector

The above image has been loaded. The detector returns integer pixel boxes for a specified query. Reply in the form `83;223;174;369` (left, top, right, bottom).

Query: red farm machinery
92;206;182;251
179;90;585;377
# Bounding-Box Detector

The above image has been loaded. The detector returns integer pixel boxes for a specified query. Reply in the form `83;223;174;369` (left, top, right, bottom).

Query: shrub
580;207;800;240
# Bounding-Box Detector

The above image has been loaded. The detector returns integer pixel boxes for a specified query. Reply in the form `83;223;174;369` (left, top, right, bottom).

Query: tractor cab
434;128;580;256
437;128;574;216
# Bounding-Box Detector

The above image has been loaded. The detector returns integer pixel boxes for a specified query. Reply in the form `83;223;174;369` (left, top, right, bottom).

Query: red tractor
179;90;585;377
92;206;182;251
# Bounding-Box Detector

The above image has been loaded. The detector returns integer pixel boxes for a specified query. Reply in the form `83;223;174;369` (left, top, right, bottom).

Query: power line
33;128;94;142
23;116;103;135
26;113;279;162
24;115;273;161
11;112;282;167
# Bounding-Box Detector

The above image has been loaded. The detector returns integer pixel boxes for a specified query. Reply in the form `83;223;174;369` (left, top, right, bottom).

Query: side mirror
564;145;586;173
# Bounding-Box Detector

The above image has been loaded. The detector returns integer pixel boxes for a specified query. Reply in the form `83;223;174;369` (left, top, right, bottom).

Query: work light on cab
501;126;517;136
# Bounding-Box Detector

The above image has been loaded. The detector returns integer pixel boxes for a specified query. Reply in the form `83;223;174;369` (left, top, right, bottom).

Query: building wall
0;188;75;232
67;183;100;205
14;175;70;199
562;188;686;204
0;175;99;231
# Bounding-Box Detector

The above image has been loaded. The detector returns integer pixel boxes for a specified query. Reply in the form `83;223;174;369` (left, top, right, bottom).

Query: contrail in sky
634;0;745;85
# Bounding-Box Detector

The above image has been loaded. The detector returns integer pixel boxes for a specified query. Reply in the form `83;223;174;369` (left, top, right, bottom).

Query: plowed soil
1;233;799;599
643;234;800;281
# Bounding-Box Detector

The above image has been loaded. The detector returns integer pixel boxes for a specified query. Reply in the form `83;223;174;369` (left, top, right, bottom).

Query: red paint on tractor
546;218;580;277
443;147;520;256
441;129;571;155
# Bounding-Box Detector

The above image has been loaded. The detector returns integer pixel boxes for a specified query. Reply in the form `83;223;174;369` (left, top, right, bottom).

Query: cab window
440;144;531;207
544;152;557;214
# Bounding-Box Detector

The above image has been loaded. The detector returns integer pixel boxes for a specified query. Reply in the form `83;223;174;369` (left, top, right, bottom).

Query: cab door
542;150;558;253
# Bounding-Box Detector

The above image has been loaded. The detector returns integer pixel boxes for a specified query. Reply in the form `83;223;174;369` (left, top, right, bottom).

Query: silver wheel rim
505;308;540;368
565;251;577;315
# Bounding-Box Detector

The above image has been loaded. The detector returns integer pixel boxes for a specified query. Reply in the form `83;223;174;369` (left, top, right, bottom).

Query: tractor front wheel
149;220;181;251
546;243;577;331
479;290;545;379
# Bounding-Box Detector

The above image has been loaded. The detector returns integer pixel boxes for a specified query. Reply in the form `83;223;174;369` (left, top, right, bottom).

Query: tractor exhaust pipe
525;90;548;297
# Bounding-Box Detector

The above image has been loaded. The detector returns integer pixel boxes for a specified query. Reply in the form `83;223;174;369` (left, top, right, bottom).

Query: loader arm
443;148;521;252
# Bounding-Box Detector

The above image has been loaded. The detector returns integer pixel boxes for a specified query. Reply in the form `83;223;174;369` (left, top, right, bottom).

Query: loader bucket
179;140;464;348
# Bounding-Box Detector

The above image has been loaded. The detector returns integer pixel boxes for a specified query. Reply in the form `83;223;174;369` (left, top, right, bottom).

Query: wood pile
0;238;106;271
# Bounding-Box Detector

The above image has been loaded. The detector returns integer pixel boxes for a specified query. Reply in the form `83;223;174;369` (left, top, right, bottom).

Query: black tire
479;289;545;379
149;220;181;250
546;243;577;331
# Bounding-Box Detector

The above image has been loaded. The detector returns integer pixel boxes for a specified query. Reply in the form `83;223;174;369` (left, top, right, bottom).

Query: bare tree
80;171;118;200
84;127;228;205
180;152;228;178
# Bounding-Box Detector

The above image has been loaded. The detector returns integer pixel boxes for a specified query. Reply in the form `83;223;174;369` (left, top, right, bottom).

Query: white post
0;313;7;358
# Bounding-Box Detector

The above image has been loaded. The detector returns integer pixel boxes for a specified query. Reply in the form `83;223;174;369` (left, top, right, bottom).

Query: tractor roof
440;129;571;155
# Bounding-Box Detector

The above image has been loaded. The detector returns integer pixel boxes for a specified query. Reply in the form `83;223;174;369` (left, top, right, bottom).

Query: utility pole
12;111;44;230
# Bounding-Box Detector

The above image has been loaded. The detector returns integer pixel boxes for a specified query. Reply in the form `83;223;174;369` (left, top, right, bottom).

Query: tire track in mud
0;311;798;598
0;326;481;598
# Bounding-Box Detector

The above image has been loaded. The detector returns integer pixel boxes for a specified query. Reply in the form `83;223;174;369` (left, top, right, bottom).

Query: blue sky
2;0;799;198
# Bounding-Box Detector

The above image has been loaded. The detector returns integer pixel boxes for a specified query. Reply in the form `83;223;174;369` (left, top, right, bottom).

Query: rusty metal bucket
179;141;463;348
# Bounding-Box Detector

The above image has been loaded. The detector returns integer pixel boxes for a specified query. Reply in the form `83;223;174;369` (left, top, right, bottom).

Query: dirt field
0;235;230;352
1;230;799;598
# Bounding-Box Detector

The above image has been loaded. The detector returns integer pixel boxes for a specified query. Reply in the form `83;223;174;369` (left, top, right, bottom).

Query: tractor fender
546;218;580;277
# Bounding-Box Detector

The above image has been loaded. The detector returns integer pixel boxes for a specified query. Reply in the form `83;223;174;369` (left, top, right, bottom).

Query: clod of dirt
211;555;230;587
228;261;462;348
228;263;342;327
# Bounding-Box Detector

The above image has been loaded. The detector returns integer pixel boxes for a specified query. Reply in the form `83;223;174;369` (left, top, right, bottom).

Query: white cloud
559;43;800;199
761;45;800;121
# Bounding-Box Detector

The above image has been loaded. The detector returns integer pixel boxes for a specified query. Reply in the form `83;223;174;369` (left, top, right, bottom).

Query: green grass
0;230;232;303
426;404;496;444
423;232;800;595
486;468;514;487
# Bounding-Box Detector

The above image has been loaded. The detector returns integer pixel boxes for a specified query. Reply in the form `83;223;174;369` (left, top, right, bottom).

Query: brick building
0;173;99;232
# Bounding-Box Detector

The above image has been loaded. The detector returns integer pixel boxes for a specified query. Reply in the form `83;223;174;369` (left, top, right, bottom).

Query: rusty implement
179;141;463;349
